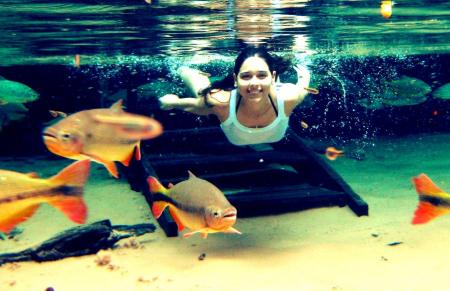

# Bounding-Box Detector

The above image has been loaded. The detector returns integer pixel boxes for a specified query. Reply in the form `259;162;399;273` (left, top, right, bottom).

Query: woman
159;46;312;146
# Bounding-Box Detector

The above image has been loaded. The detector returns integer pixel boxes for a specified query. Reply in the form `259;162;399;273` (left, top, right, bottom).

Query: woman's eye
257;73;268;79
240;74;251;80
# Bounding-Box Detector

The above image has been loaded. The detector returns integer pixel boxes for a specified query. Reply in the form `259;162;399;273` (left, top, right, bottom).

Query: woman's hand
293;65;311;86
159;94;180;110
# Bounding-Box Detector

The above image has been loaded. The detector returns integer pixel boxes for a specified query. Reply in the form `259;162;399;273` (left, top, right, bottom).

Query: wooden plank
121;126;369;237
279;130;369;216
149;150;308;168
120;151;178;237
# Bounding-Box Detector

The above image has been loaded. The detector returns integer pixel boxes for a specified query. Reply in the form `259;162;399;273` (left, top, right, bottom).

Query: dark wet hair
206;46;291;92
199;46;293;105
233;46;275;75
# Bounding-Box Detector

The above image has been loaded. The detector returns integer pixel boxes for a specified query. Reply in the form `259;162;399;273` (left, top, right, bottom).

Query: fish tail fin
147;176;171;219
49;159;91;188
47;159;90;224
0;205;40;234
412;174;448;224
48;197;88;224
147;176;168;194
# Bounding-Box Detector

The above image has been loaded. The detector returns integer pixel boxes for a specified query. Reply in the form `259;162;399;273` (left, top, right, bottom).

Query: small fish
43;100;163;178
147;171;241;238
411;173;450;224
0;76;39;105
325;147;344;161
380;1;393;19
49;110;68;118
304;87;319;95
74;54;81;68
0;160;90;234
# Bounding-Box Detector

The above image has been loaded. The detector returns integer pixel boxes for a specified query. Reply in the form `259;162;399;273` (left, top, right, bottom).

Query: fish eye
60;133;72;140
213;212;219;217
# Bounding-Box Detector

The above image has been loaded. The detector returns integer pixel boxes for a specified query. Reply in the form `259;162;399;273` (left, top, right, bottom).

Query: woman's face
235;56;275;102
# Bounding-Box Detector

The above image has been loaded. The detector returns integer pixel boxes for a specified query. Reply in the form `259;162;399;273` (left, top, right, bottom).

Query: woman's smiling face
235;56;276;102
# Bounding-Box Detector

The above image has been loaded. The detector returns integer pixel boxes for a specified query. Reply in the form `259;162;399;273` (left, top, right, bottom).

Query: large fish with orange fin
147;171;241;238
43;99;163;178
0;160;90;234
411;173;450;224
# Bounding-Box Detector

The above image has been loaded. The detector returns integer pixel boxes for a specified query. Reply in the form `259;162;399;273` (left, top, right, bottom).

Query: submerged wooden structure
122;126;368;237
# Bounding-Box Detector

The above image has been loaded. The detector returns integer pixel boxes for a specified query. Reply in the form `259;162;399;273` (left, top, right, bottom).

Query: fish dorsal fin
49;160;91;187
110;99;124;113
187;170;197;179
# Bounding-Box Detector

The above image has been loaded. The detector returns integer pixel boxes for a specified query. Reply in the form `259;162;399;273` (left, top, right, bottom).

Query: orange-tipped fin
412;202;447;224
0;205;40;234
49;197;87;224
88;154;118;178
122;143;141;167
169;207;184;231
49;159;91;187
110;99;124;112
135;142;141;161
411;173;450;224
151;201;169;219
413;174;444;196
147;176;168;194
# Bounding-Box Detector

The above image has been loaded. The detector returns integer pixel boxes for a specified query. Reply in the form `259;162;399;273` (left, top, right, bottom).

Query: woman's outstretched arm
159;94;214;115
281;65;314;115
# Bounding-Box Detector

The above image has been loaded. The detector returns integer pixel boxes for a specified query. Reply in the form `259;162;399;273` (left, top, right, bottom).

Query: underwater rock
432;83;450;100
137;79;181;100
0;76;39;104
0;220;156;265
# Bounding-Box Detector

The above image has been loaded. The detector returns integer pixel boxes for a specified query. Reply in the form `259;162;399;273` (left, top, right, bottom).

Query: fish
0;76;39;105
147;171;241;238
43;99;163;178
411;173;450;224
380;1;393;19
0;103;29;131
0;160;91;234
49;110;68;118
325;147;344;161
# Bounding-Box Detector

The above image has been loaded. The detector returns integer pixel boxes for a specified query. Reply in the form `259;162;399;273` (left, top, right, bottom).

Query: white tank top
220;84;290;146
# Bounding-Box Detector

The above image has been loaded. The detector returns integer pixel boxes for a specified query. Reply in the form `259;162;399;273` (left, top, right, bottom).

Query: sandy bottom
1;133;449;291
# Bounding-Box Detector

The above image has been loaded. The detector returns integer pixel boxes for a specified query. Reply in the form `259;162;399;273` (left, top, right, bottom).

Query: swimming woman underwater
159;46;313;146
